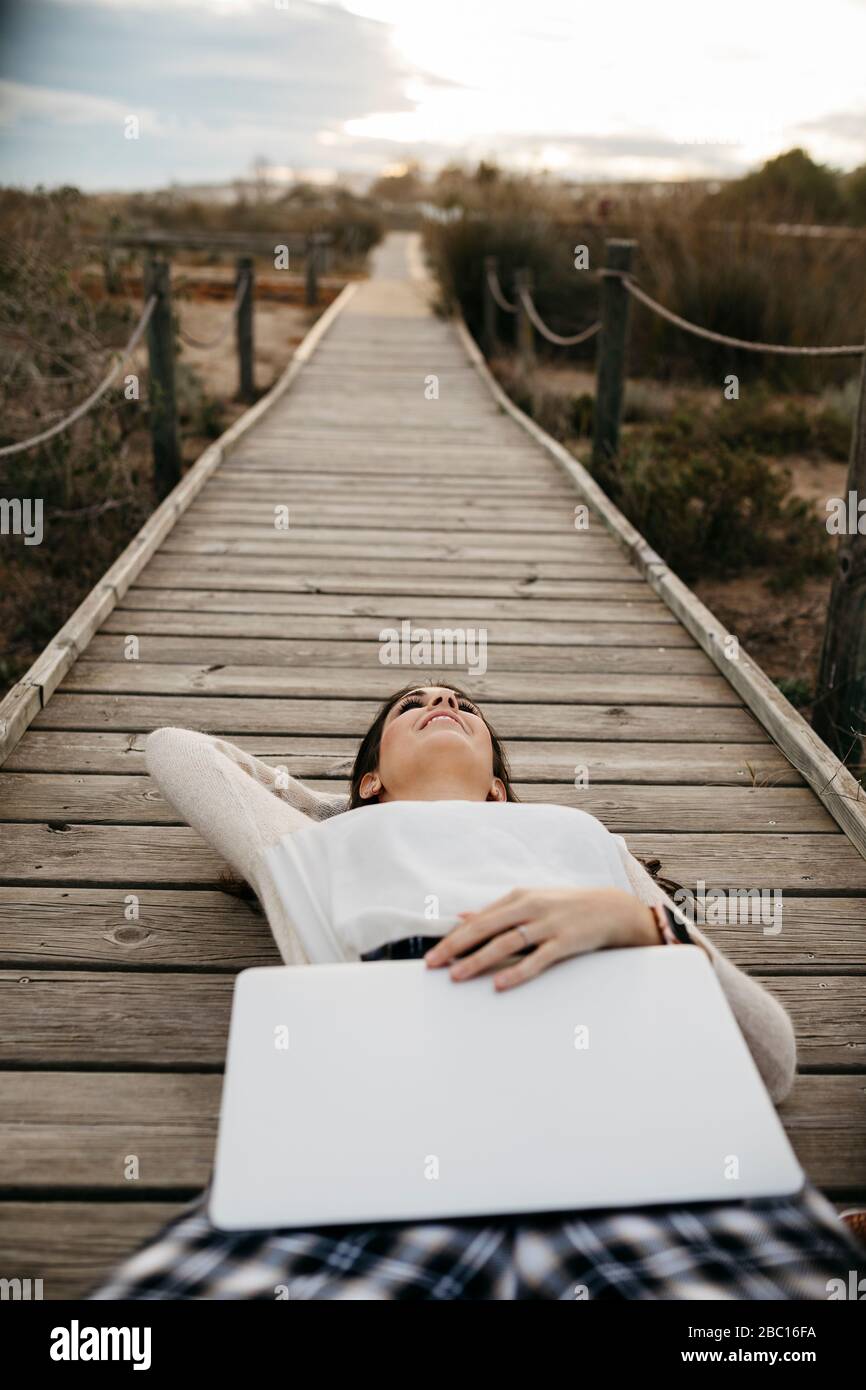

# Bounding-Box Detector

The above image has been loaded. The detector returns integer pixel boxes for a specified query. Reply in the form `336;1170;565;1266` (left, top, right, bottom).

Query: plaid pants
85;1177;863;1301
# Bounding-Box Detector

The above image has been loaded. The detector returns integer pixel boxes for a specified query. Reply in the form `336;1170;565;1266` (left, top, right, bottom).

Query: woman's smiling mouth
420;711;465;732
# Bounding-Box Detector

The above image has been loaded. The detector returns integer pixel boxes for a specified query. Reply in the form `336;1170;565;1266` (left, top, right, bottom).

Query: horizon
1;0;864;194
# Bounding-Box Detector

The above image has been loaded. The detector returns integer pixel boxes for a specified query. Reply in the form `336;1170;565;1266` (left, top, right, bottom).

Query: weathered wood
55;664;743;707
483;255;498;355
143;255;181;500
625;833;866;893
235;255;254;403
133;570;676;606
119;590;677;623
182;502;609;534
0;776;833;833
515;267;534;369
592;239;636;465
304;233;319;306
136;565;663;601
3;733;801;785
0;1203;187;1299
161;524;628;556
146;553;638;585
103;607;696;646
82;635;708;675
102;607;694;646
30;695;765;741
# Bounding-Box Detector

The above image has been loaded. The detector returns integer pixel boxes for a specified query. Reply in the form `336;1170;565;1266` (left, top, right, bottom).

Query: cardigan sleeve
613;835;797;1106
145;727;347;858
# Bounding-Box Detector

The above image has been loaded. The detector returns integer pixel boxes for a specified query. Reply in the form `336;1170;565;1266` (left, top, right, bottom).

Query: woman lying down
86;683;863;1301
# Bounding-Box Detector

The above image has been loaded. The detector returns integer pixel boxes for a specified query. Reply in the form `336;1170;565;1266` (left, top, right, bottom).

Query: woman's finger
492;939;563;991
425;895;536;964
448;922;550;981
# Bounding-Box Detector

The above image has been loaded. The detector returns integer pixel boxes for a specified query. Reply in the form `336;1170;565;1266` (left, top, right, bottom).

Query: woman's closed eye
396;696;480;717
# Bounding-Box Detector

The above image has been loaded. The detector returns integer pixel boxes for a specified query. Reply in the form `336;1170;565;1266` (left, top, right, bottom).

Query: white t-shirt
262;799;635;964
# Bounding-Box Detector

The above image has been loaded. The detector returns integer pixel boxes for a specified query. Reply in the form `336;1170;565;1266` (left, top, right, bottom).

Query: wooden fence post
236;254;254;403
813;331;866;764
515;267;534;370
483;255;497;357
592;238;637;466
102;245;121;296
143;255;181;500
305;235;319;306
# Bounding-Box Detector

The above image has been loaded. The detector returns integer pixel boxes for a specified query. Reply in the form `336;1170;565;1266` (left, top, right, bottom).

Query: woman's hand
424;886;658;991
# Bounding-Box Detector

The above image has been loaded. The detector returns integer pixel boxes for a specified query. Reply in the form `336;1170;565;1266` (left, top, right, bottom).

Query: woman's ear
487;778;507;802
359;771;381;800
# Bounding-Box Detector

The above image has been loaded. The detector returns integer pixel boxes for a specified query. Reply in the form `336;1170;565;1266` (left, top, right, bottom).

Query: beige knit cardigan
145;726;798;1105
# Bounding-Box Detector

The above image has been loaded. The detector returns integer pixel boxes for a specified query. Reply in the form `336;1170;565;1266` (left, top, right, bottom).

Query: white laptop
207;945;804;1230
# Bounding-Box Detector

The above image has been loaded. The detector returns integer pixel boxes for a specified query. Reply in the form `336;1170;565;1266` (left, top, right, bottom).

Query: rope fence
0;294;157;459
481;236;866;770
177;272;248;351
1;245;260;481
485;263;516;313
516;283;601;347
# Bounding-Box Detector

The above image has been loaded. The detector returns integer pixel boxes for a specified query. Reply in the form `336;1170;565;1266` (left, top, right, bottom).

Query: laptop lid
207;946;804;1231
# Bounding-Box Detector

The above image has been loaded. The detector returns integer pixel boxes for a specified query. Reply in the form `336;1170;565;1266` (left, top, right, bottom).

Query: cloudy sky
1;0;865;191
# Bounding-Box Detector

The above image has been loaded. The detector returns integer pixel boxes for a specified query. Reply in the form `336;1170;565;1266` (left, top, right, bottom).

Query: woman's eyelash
396;696;480;716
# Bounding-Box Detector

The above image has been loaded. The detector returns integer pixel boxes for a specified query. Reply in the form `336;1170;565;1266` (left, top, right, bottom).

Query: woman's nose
430;691;457;710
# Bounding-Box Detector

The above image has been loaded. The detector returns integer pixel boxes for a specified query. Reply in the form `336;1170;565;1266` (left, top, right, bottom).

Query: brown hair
348;681;518;810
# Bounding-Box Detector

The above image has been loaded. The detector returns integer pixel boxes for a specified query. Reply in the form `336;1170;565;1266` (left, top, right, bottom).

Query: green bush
590;438;834;588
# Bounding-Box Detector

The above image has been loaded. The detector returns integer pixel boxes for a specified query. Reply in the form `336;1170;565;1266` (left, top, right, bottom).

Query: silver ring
516;924;531;948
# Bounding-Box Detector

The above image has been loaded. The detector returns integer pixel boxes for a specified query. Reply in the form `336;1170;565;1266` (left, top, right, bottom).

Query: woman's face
359;686;506;803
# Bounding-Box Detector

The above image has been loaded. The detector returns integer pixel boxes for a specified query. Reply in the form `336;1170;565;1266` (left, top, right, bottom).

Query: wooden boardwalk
1;232;864;1298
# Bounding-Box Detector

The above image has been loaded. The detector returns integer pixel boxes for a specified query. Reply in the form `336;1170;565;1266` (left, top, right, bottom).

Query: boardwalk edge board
0;281;359;767
455;316;866;862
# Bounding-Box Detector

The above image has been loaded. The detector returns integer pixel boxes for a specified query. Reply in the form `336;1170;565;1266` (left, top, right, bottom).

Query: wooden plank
82;635;715;675
155;552;638;584
204;475;581;497
1;970;861;1068
119;590;678;622
2;733;802;785
115;586;678;621
3;888;862;970
55;664;743;707
0;777;834;833
2;826;862;891
103;608;696;646
0;1072;861;1194
137;565;655;603
166;521;620;552
626;834;866;894
30;695;766;741
182;506;619;536
0;888;276;967
0;1203;184;1300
